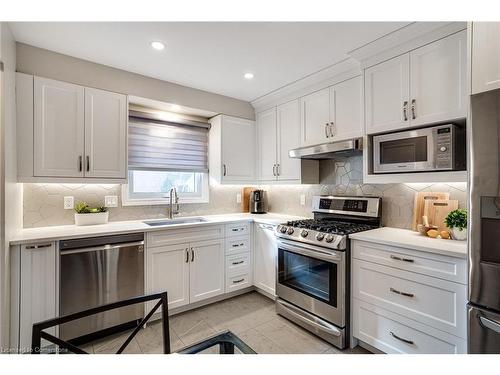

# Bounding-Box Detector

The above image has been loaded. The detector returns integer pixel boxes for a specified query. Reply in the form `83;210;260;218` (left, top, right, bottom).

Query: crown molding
349;22;467;69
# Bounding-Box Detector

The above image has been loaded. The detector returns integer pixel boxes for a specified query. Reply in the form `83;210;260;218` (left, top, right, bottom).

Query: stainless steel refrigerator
468;90;500;353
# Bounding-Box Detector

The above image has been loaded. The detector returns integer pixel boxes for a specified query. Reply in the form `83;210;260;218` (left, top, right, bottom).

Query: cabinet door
365;54;410;134
34;77;85;177
277;99;301;180
221;116;256;181
19;243;56;351
256;108;277;181
189;239;225;303
253;224;277;296
472;22;500;94
410;31;467;126
147;244;190;309
300;88;330;146
330;76;364;141
84;88;127;178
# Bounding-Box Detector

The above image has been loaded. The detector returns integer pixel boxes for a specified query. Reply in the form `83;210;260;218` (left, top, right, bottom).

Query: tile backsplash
23;156;467;229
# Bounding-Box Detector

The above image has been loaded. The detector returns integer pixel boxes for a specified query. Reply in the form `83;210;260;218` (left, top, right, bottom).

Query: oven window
380;136;427;164
278;249;337;307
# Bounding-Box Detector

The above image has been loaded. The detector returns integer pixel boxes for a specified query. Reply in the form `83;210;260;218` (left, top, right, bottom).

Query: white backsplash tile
22;156;467;229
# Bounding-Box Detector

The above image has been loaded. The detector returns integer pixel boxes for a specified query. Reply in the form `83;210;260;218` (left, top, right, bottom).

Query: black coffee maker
249;190;268;214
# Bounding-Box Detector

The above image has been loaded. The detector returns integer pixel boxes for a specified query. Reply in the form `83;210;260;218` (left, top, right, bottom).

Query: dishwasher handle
60;241;144;255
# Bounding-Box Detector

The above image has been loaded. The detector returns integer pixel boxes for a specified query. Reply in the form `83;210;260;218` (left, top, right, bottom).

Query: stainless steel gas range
275;195;382;349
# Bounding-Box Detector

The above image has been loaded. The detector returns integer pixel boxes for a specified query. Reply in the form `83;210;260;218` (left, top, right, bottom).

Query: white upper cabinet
365;54;410;135
472;22;500;94
300;87;330;146
277;99;301;180
209;115;256;184
84;87;127;178
189;239;225;303
409;31;467;126
34;77;85;177
329;75;364;141
20;75;128;182
257;108;278;182
365;31;467;135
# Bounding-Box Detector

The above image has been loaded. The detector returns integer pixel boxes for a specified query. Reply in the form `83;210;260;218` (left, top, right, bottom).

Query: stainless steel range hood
288;138;363;159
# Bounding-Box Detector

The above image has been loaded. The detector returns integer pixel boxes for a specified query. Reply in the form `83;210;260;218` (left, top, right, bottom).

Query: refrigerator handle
479;316;500;334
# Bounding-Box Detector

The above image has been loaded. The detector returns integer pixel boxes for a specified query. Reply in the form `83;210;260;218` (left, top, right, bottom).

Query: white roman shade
128;114;209;172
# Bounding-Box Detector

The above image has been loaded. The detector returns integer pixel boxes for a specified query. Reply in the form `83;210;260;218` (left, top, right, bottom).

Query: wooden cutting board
412;191;450;231
424;199;458;231
242;187;253;213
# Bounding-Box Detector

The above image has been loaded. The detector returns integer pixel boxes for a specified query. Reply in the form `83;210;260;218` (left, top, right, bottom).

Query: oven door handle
277;299;341;337
277;240;342;262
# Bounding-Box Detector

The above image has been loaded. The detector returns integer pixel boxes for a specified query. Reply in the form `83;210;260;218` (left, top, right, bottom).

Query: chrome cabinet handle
26;244;52;250
232;260;244;265
231;227;244;232
185;248;189;263
232;242;245;248
390;287;414;298
390;331;414;345
390;254;414;263
273;164;276;176
276;164;280;176
329;122;335;137
403;101;408;121
78;156;83;172
223;164;227;176
86;155;90;172
325;123;329;138
411;99;416;119
191;248;194;262
232;278;245;284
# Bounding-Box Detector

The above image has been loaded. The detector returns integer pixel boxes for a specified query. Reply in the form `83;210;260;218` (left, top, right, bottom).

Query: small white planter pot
451;227;467;241
74;212;109;226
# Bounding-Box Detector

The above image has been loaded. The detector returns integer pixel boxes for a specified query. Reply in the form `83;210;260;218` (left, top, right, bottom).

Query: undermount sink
143;217;208;227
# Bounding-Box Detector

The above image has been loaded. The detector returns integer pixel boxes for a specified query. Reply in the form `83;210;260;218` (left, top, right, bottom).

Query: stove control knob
300;230;309;238
325;234;334;243
287;227;295;235
280;226;288;234
316;233;325;241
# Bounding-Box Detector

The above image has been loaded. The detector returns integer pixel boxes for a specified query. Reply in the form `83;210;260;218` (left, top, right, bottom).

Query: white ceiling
9;22;409;102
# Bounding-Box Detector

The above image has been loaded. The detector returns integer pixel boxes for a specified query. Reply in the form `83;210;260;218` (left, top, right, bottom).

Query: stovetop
284;219;378;235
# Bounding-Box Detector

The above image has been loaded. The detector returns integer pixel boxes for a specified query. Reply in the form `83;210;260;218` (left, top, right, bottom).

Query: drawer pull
390;331;414;345
390;287;414;298
232;243;245;248
390;255;414;263
26;244;52;249
231;227;244;232
232;260;244;265
232;278;245;284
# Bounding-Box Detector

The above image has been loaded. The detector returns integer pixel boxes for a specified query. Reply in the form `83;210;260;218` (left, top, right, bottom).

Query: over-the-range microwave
373;124;466;174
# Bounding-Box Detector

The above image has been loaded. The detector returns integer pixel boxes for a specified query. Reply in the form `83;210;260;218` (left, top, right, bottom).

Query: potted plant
74;202;109;226
445;208;467;241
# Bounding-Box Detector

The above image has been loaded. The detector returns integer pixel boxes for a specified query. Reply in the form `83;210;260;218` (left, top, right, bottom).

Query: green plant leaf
444;209;467;231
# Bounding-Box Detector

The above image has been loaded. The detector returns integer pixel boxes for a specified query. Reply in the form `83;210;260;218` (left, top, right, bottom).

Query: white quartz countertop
9;213;306;245
349;227;468;259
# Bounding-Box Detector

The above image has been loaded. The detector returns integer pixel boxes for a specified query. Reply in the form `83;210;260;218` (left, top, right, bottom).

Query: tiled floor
82;292;370;354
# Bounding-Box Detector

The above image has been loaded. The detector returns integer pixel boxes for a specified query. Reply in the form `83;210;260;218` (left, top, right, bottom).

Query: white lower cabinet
352;239;467;354
253;223;277;297
224;224;253;293
189;240;225;303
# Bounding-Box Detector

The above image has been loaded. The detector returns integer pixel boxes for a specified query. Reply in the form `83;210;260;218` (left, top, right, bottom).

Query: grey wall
16;43;255;120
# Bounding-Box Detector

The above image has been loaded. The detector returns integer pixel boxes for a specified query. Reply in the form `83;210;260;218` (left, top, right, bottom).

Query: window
122;110;209;206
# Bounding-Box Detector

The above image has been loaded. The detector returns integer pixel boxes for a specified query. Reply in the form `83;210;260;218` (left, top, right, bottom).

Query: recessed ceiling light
244;72;254;80
150;41;165;51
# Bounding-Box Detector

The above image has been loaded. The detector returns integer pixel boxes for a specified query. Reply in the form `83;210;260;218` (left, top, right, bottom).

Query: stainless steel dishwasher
59;233;145;341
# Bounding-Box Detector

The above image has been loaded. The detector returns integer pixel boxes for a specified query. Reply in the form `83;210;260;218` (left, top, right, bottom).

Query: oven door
373;127;435;173
276;239;345;327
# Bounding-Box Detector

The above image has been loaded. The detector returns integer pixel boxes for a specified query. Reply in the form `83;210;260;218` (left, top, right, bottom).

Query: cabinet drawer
353;299;466;354
225;222;251;238
353;259;467;338
225;236;251;255
147;225;224;248
226;252;251;276
353;241;467;284
226;272;252;293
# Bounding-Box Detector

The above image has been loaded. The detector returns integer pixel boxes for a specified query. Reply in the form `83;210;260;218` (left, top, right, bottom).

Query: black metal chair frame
31;291;255;354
